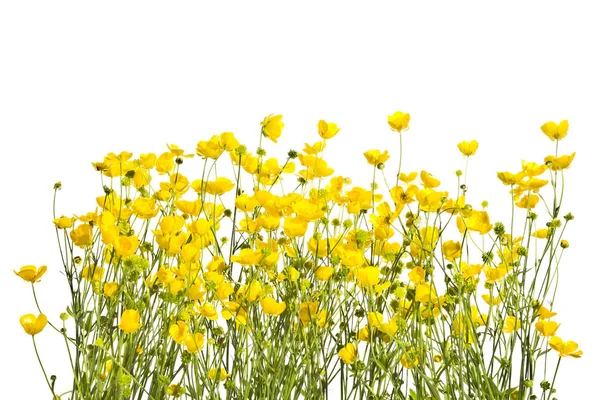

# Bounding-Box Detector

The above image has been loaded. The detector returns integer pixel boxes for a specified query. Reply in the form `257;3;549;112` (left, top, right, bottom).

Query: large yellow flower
363;150;390;166
338;343;358;364
457;140;479;156
540;120;569;141
261;114;284;143
14;265;47;283
118;309;142;333
20;313;48;335
549;336;583;358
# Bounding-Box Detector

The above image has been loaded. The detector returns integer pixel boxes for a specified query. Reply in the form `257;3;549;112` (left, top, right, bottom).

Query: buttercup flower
457;140;479;156
261;114;284;143
338;343;358;364
14;265;47;283
317;119;340;140
540;120;569;141
119;309;142;333
388;111;410;132
549;336;583;358
20;313;48;335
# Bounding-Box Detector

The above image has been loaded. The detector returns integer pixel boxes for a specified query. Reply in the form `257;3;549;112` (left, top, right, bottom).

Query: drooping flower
261;114;284;143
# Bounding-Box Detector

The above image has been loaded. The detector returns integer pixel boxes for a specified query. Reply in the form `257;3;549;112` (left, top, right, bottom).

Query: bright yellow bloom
518;177;549;191
544;153;576;171
196;135;224;159
497;171;525;186
388;111;410;132
140;153;156;169
114;235;140;257
156;152;175;174
198;303;219;320
536;305;557;320
399;171;418;183
442;240;462;260
53;216;74;229
118;309;142;333
184;332;205;353
205;177;235;195
219;132;240;151
317;119;340;139
356;266;380;286
338;343;358;364
14;265;47;283
20;313;48;335
521;160;548;177
169;321;189;344
420;170;440;188
315;266;334;281
303;141;326;154
132;198;160;219
261;114;284;143
260;297;287;316
549;336;582;358
70;224;93;247
408;266;425;285
415;283;436;304
482;293;502;306
457;140;479;156
283;217;308;238
503;316;521;333
400;353;419;369
536;320;559;336
515;193;539;209
457;210;492;235
237;280;262;303
540;120;569;141
230;248;262;266
103;282;118;297
208;367;231;381
364;150;390;166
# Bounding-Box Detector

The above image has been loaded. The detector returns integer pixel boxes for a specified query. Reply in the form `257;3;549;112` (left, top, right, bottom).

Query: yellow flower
457;210;492;235
315;266;334;281
544;153;576;171
535;320;559;336
198;303;219;321
208;367;231;381
196;135;224;159
205;177;235;196
420;170;440;188
548;336;583;358
219;132;240;151
531;228;548;239
70;224;93;247
364;150;390;166
356;266;380;286
482;293;502;306
261;114;284;143
518;177;549;191
503;316;521;333
103;282;118;297
20;313;48;335
283;217;308;238
408;266;425;285
167;144;193;158
415;283;437;304
260;297;287;316
457;140;479;156
118;309;142;333
53;216;74;229
400;353;419;369
536;305;557;320
541;120;569;141
317;119;340;140
338;343;358;364
82;265;105;282
140;153;156;169
388;111;410;132
14;265;47;283
399;171;418;183
497;171;525;186
442;240;462;260
156;152;175;174
132;198;160;219
169;321;189;344
113;235;140;257
184;332;205;353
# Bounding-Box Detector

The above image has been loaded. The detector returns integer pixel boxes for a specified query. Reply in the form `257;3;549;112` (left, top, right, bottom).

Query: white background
1;1;598;398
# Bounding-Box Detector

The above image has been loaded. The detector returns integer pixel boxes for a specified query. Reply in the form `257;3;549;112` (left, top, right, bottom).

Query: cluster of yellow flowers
16;111;581;399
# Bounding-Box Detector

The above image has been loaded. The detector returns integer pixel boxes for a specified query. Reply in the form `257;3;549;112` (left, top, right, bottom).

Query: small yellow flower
540;120;569;141
70;224;94;247
261;114;284;143
169;321;189;344
400;353;419;369
549;336;583;358
536;305;557;320
208;367;231;381
544;153;576;171
388;111;410;132
260;297;287;316
364;150;390;166
457;140;479;156
442;240;462;261
118;309;142;333
317;120;340;140
420;170;440;188
338;343;358;364
535;320;560;336
205;177;235;196
53;216;74;229
283;217;308;238
408;266;425;285
219;132;240;151
415;283;436;304
315;266;334;281
503;316;521;333
103;282;118;297
196;135;224;159
82;265;105;282
497;171;525;186
184;332;205;353
14;265;47;283
132;198;160;219
20;313;48;335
